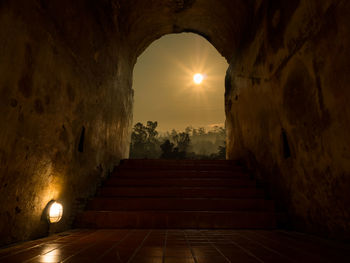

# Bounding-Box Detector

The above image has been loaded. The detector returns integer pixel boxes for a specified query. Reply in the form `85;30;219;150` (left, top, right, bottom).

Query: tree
198;127;206;136
216;144;226;159
192;128;198;137
185;126;193;136
146;121;158;143
174;132;190;152
160;132;191;160
160;140;175;159
170;129;178;141
129;121;161;158
131;122;147;144
130;121;226;160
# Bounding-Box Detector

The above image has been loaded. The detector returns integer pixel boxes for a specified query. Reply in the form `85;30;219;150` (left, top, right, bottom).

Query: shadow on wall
225;0;350;239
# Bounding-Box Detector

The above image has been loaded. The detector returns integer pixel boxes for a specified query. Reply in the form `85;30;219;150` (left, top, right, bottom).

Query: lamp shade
47;201;63;223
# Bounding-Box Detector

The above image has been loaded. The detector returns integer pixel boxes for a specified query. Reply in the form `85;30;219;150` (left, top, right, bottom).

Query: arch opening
130;33;228;159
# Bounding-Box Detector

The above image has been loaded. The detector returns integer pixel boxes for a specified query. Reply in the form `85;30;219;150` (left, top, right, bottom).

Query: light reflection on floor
40;249;61;263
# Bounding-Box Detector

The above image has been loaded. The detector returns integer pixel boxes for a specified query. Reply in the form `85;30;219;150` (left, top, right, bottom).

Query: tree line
129;121;226;159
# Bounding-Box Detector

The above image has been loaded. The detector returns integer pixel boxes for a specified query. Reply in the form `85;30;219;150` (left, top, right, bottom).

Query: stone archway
130;32;229;156
117;0;251;65
120;0;253;159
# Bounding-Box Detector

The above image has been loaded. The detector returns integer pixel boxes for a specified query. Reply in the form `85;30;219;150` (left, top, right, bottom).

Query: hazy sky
132;33;228;132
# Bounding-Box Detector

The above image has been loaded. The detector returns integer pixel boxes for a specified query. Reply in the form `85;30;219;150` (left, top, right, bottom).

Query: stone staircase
75;159;277;229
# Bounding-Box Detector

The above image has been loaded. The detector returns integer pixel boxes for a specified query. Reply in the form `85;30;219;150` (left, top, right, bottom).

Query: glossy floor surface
0;229;349;262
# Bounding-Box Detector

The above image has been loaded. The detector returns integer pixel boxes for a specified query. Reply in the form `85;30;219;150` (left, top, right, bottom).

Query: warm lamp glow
47;201;63;223
193;73;204;85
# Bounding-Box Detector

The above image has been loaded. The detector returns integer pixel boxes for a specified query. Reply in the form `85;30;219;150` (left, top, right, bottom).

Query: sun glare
193;73;204;85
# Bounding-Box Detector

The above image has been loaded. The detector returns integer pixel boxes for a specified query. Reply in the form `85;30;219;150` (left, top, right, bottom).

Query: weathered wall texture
226;0;350;239
0;0;133;245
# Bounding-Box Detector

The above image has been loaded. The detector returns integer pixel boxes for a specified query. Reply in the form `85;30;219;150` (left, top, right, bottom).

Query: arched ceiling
115;0;254;63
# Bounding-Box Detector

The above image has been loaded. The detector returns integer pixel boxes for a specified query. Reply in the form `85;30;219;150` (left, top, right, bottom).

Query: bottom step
75;211;277;229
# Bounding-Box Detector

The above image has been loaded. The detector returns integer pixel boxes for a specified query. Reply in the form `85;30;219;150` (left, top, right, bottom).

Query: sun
193;73;204;85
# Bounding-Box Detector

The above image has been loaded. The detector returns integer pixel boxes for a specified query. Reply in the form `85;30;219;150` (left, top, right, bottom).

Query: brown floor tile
164;257;195;263
136;246;163;257
196;256;230;263
1;229;349;263
130;256;163;263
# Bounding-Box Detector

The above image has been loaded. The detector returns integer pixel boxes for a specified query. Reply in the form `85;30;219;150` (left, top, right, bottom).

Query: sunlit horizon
157;122;225;134
132;33;228;132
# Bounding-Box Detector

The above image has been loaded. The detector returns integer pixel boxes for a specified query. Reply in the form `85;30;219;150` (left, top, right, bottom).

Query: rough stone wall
117;0;250;62
0;0;133;245
226;0;350;239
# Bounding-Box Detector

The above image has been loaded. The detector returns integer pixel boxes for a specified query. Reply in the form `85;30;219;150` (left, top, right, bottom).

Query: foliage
129;121;226;159
159;139;186;159
172;132;190;153
129;121;161;158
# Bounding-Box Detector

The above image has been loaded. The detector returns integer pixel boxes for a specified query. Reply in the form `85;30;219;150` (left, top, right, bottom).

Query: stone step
75;211;277;229
120;159;238;166
113;170;248;178
75;159;277;230
119;159;240;171
105;178;256;187
87;197;275;211
98;186;265;198
118;165;240;171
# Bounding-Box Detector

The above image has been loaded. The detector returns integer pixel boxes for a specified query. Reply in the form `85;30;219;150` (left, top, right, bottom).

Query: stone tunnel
0;0;350;247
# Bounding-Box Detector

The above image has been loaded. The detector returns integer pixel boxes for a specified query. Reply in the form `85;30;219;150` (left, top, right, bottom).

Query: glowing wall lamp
47;201;63;223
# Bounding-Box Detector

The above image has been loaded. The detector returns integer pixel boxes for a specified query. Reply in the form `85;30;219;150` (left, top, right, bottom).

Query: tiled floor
0;229;349;263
